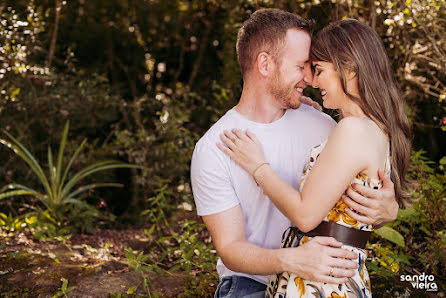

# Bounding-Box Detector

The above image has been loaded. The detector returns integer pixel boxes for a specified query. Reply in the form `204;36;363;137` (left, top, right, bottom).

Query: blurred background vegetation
0;0;444;296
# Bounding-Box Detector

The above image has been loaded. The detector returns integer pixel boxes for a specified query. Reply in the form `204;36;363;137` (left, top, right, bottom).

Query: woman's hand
217;129;265;176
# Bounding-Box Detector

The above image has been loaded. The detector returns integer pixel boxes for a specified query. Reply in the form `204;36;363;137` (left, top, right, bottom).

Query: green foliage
53;278;76;298
373;226;405;247
367;150;445;292
0;122;139;232
120;214;218;296
0;212;26;231
0;1;46;105
173;219;219;297
0;284;30;297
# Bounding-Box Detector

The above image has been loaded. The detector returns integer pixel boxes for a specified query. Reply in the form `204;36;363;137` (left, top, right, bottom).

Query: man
191;9;398;298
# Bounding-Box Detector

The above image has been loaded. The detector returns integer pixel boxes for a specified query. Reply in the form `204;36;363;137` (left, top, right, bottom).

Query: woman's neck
340;100;365;118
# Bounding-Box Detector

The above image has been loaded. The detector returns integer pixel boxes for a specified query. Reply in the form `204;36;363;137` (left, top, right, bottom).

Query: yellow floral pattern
266;139;391;298
326;200;359;227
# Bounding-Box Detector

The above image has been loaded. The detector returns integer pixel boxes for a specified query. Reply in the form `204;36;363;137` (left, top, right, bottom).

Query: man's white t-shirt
190;104;336;285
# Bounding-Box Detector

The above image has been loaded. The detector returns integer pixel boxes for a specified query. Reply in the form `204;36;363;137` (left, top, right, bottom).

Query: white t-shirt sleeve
191;139;240;216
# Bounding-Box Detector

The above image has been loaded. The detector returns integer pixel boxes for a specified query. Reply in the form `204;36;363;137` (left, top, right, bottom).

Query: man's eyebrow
313;62;322;67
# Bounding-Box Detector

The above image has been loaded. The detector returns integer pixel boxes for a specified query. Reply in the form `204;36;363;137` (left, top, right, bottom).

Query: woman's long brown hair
310;19;414;207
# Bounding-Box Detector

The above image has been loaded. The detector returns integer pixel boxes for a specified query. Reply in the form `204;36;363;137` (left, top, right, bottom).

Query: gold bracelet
252;162;269;179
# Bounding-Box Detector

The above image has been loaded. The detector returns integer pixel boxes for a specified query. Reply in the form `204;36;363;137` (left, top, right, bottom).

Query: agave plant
0;121;140;223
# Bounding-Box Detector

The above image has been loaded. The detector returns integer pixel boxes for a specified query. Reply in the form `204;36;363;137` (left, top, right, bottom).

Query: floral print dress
266;139;391;298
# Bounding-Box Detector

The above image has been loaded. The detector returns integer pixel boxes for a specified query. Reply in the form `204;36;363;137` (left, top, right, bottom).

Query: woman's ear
345;68;357;80
256;52;275;77
344;67;360;97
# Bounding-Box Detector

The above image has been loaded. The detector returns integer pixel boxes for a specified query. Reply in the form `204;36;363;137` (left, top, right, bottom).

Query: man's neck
235;84;286;124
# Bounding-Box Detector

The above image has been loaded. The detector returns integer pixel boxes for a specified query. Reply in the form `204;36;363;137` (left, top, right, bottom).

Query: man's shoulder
192;109;238;165
195;108;238;148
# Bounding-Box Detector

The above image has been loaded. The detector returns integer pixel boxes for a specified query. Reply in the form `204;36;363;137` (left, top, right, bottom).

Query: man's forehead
282;29;311;60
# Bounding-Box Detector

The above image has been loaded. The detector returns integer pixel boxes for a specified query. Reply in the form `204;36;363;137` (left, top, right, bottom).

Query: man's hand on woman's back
278;236;358;284
342;168;398;228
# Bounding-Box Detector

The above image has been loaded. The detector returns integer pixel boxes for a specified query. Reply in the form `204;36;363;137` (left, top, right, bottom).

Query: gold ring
329;267;334;276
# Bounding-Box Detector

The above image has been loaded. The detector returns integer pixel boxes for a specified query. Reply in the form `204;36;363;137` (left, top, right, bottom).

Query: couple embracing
191;8;412;298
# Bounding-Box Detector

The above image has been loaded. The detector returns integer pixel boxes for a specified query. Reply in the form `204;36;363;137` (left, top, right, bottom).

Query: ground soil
0;211;207;297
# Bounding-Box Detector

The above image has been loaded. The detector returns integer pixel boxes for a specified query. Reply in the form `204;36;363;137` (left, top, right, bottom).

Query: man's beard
268;71;301;109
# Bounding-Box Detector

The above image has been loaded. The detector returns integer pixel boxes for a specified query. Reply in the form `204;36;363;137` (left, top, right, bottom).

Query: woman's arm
218;117;373;232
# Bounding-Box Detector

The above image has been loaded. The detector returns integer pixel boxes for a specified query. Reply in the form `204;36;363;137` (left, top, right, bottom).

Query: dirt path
0;211;216;297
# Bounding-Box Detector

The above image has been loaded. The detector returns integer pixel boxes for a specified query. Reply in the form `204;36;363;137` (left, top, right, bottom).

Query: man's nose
303;64;313;85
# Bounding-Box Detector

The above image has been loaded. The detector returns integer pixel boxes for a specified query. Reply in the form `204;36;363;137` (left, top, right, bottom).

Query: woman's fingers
223;130;238;143
216;142;235;158
232;128;249;141
246;129;261;145
224;128;260;147
220;131;236;150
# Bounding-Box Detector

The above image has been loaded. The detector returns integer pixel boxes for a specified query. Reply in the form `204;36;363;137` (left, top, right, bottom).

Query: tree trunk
48;0;63;69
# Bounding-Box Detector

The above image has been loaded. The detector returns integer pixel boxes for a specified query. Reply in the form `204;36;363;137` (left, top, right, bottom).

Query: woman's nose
312;74;319;88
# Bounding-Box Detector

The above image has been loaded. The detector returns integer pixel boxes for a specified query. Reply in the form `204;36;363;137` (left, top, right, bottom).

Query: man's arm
342;168;398;228
203;205;359;284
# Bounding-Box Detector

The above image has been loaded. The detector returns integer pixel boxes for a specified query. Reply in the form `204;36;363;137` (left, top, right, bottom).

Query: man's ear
256;52;275;77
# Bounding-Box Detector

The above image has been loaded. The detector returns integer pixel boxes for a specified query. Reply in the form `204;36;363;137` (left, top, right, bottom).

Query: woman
217;19;413;297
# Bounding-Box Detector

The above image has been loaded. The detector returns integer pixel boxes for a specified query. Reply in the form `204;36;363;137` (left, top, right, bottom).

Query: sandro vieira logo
400;273;438;291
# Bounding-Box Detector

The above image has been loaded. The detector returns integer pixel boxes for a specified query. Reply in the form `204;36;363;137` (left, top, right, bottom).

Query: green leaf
127;285;137;294
124;249;135;260
0;190;42;200
169;264;181;272
374;226;405;247
397;207;417;219
60;161;140;199
58;139;87;195
48;146;56;195
65;183;122;200
61;278;68;290
0;133;52;197
136;251;144;262
0;183;35;193
56;122;69;190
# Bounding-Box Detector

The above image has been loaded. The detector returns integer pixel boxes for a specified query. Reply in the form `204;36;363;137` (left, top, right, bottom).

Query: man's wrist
275;247;289;272
275;247;299;273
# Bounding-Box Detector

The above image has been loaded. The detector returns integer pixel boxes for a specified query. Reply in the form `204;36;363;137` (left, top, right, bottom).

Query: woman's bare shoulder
328;116;387;160
336;117;386;141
